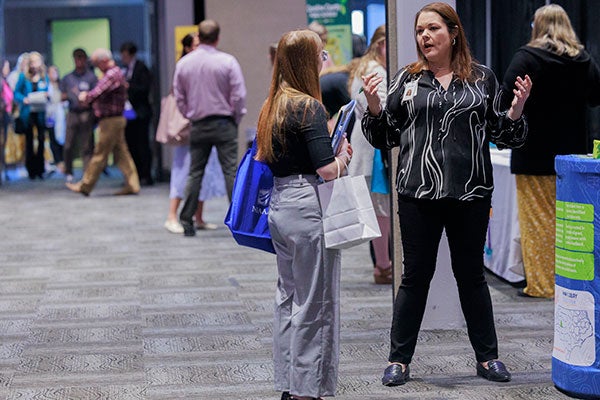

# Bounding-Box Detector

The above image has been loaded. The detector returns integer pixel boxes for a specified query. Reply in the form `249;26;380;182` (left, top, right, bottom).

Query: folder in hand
331;99;356;153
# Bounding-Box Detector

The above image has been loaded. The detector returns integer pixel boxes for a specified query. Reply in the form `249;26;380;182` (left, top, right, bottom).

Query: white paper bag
318;174;381;249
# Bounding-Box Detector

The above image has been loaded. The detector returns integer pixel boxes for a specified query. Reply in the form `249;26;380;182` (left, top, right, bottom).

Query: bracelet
336;155;349;170
341;154;350;165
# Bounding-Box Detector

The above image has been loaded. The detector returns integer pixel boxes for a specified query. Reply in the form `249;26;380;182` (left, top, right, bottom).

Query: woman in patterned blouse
361;2;532;387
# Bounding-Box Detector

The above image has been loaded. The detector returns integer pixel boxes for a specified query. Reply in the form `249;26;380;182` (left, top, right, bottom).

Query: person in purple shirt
65;48;140;196
173;19;247;236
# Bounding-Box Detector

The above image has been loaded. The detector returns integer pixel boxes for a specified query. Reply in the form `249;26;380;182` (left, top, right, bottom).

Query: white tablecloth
484;148;525;283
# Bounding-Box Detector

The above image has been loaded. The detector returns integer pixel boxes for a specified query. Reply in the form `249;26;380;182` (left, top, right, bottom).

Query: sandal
374;264;393;284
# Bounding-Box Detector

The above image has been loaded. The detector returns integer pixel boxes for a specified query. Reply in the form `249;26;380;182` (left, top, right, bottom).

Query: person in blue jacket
14;51;50;179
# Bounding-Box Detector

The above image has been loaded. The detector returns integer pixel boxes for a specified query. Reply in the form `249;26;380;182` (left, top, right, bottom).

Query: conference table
484;148;525;283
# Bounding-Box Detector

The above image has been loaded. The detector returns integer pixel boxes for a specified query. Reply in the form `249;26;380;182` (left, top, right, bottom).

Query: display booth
553;155;600;399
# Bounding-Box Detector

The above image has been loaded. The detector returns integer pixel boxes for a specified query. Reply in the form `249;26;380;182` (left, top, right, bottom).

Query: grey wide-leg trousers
269;175;341;398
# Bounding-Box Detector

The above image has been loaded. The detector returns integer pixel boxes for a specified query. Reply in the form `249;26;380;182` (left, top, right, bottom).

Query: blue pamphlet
331;99;356;153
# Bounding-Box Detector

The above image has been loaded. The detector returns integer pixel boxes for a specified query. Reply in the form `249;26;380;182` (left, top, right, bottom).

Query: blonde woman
502;4;600;298
14;51;49;179
7;52;29;91
347;25;391;284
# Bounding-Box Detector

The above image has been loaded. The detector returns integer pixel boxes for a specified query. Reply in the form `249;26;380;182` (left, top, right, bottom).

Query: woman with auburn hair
361;2;531;386
502;4;600;299
256;29;352;400
347;24;392;284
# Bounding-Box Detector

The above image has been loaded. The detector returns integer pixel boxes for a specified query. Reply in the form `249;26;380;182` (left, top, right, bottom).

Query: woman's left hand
508;74;532;120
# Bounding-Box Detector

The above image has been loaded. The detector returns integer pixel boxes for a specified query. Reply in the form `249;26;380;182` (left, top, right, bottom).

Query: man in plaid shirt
66;48;140;196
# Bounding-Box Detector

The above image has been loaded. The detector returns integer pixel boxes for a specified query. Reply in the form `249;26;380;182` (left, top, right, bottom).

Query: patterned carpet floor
0;169;571;399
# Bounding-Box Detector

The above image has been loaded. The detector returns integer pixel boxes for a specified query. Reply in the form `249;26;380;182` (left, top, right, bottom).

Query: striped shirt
86;66;127;119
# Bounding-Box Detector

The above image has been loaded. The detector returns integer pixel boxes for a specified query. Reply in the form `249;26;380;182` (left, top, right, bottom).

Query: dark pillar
194;0;205;24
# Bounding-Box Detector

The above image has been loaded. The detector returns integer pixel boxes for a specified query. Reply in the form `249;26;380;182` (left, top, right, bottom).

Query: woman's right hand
317;137;353;181
361;72;384;116
336;137;352;165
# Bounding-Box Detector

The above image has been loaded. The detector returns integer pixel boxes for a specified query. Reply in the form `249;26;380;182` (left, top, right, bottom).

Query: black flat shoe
477;360;511;382
181;222;196;237
283;395;322;400
382;363;410;386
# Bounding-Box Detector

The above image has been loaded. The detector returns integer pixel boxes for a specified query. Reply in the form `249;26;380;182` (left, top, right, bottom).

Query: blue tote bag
224;140;276;253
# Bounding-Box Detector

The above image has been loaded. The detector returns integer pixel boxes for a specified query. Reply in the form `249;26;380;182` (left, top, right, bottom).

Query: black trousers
124;116;152;182
389;195;499;364
47;126;63;164
25;112;46;178
179;116;237;227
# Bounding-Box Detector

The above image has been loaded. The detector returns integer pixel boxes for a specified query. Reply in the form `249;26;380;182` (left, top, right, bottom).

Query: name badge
402;80;418;102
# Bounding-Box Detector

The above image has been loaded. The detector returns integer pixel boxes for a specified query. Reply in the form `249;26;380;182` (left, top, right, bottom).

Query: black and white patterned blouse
362;64;527;201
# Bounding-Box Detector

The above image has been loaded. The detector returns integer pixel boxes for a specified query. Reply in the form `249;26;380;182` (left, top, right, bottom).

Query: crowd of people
1;2;600;399
0;42;158;189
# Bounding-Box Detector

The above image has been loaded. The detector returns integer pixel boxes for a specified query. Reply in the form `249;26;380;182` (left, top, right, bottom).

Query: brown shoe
65;182;89;196
114;186;139;196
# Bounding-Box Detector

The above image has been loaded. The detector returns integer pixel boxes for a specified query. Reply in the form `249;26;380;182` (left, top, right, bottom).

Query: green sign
555;201;595;280
51;18;110;81
556;219;594;252
556;200;594;222
556;248;595;281
306;0;352;65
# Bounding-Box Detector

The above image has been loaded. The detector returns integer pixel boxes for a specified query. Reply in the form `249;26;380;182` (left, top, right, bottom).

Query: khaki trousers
80;116;139;193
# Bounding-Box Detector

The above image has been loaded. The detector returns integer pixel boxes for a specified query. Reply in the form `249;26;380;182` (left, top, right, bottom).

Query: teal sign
306;0;352;65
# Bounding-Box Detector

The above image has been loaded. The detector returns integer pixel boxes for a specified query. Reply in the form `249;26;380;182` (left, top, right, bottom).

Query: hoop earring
452;38;456;46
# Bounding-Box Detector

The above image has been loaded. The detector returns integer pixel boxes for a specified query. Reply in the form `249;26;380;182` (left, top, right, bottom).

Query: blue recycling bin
553;155;600;399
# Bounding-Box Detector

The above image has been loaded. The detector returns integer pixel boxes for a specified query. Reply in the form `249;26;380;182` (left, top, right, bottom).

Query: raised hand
508;74;532;120
361;71;384;115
